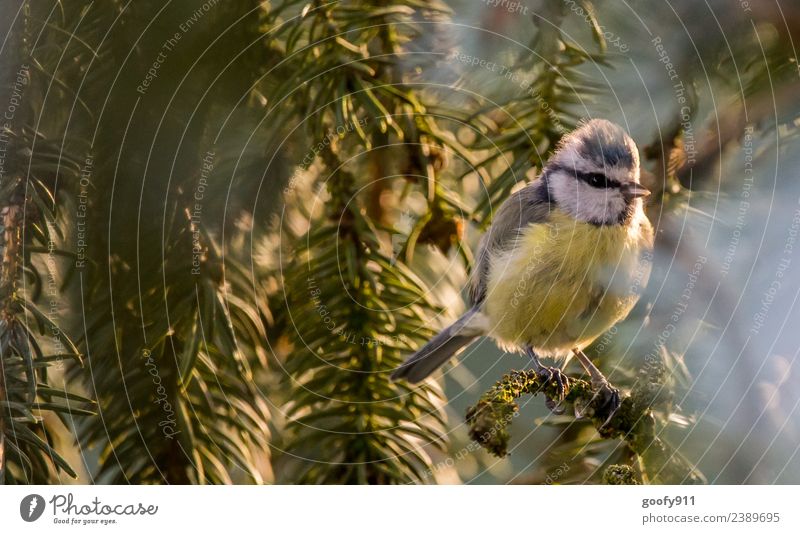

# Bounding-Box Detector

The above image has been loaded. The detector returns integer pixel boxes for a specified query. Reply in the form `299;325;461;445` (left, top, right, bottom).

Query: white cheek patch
550;173;627;224
550;173;580;218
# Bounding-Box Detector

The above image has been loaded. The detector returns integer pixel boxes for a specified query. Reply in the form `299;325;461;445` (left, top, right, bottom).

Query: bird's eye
587;173;607;188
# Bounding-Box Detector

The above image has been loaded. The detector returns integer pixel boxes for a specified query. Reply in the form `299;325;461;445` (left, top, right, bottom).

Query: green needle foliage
1;2;93;484
462;0;608;225
283;166;448;483
3;0;273;484
64;0;272;484
269;0;459;484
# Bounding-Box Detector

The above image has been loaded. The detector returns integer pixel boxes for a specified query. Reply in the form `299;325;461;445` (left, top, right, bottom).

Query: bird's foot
544;397;565;414
592;380;621;427
537;366;569;413
571;349;620;426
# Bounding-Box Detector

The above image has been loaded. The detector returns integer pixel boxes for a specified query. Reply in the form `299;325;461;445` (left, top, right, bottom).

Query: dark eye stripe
575;171;620;189
546;164;622;189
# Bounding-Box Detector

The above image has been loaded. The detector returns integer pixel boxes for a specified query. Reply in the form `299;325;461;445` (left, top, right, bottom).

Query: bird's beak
622;183;651;201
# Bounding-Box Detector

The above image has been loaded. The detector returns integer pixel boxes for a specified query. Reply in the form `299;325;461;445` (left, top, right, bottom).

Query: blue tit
392;119;653;408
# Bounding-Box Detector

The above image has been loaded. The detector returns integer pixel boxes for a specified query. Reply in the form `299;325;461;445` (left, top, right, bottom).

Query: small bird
391;119;654;412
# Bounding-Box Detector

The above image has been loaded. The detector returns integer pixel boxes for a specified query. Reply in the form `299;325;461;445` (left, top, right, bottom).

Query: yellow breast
483;209;652;354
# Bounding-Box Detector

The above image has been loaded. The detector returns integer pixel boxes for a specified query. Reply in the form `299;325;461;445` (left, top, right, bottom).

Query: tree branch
465;362;706;484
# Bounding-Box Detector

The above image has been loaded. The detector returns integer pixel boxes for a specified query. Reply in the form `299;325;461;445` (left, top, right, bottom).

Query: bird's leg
572;349;620;425
525;347;568;413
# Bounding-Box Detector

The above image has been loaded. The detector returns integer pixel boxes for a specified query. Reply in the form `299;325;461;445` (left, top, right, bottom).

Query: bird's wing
468;178;553;305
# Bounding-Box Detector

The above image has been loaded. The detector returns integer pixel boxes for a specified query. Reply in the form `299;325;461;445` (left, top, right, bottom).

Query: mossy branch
603;464;640;485
465;363;706;484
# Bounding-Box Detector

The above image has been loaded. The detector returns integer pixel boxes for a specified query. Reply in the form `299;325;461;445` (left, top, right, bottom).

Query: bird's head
544;119;649;226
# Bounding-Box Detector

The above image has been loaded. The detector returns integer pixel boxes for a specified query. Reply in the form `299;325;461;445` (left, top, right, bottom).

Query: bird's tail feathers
390;308;485;383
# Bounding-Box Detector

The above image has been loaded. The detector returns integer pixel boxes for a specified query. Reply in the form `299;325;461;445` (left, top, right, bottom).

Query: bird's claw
544;396;565;414
537;366;569;413
593;381;621;427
